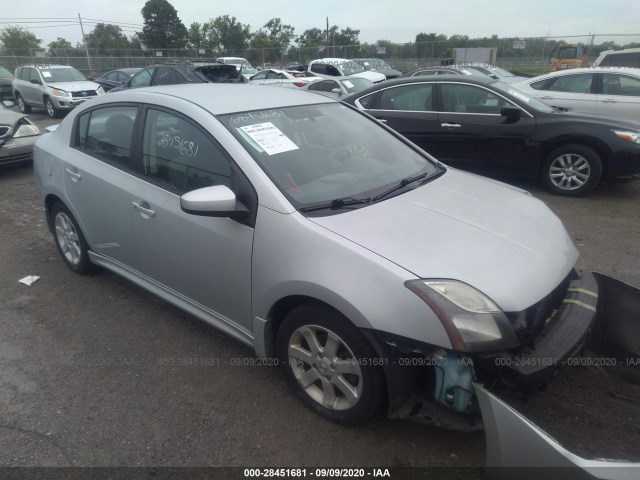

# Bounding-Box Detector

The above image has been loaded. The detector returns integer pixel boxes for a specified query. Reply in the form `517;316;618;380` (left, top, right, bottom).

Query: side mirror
180;185;249;219
331;88;341;93
500;106;522;119
30;78;42;85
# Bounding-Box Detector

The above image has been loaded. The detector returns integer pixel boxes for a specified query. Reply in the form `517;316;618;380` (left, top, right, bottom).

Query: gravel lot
1;109;639;470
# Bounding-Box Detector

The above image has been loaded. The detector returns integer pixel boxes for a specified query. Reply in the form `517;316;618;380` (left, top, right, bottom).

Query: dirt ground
1;111;639;469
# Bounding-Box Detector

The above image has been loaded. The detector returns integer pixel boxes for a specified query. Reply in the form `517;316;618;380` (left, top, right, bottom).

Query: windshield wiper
298;196;372;213
372;172;431;203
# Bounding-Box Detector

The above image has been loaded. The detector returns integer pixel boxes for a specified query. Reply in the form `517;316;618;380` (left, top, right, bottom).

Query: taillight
293;82;305;87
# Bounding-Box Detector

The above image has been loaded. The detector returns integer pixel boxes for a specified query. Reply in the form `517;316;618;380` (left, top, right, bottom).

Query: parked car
249;68;318;88
33;84;634;430
513;67;640;122
401;64;526;83
302;76;374;99
342;76;640;195
0;66;14;100
95;68;142;92
215;56;257;80
0;100;40;166
308;58;386;83
12;64;104;118
353;58;402;79
110;62;246;92
400;66;478;77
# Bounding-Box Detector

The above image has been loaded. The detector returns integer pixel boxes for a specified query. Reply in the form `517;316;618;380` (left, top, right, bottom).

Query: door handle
600;99;617;103
441;123;462;128
132;201;155;218
376;118;387;123
65;167;81;181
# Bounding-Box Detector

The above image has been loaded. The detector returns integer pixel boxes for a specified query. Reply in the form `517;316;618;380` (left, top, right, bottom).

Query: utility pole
78;13;93;76
326;17;329;55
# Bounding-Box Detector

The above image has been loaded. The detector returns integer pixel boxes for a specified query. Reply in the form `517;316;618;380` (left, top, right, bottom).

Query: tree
202;15;251;54
296;28;325;48
188;22;206;50
249;18;294;63
139;0;188;49
0;26;41;55
48;37;74;56
86;24;131;55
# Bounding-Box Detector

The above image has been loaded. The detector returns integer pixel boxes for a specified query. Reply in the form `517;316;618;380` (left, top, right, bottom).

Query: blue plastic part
434;351;474;412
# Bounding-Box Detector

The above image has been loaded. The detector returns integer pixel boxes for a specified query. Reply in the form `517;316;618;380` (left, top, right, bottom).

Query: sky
2;0;639;47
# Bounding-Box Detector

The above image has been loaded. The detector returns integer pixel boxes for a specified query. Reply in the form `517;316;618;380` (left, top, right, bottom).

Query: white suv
308;58;386;83
12;64;104;118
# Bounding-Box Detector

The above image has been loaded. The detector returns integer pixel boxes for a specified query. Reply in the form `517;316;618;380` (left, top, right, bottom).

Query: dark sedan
343;76;640;195
95;68;141;92
0;101;40;166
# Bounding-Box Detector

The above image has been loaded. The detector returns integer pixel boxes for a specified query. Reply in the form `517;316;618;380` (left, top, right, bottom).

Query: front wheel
45;97;59;118
541;144;602;196
51;202;94;274
277;304;385;424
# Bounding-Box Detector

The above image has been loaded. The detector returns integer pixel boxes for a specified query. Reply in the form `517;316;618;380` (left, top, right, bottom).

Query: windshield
0;67;12;78
219;103;439;212
40;68;86;82
339;78;373;93
492;82;555;113
339;61;366;75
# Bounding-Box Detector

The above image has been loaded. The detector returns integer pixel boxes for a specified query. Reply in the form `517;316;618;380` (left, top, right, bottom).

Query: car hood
46;81;99;92
0;110;27;127
308;169;578;312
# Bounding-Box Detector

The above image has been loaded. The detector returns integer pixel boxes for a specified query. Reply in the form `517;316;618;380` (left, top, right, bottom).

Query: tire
541;144;602;196
45;97;59;119
16;93;31;114
51;202;94;274
277;304;385;424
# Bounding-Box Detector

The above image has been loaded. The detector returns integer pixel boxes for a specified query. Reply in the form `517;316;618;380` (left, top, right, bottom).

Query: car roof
19;64;74;69
104;83;336;115
528;67;640;79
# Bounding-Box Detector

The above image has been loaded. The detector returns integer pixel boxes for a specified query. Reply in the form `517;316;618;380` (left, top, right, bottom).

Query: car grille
71;90;97;98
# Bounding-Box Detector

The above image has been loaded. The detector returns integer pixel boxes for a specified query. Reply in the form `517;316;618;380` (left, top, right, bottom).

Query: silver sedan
33;83;599;428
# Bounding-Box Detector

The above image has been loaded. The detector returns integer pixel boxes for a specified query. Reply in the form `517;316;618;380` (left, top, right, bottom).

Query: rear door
361;82;439;152
63;104;141;269
597;73;640;121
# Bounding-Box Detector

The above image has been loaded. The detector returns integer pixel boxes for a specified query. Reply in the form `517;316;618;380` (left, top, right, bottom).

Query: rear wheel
16;93;31;113
277;304;385;424
541;144;602;196
45;97;59;118
51;202;94;274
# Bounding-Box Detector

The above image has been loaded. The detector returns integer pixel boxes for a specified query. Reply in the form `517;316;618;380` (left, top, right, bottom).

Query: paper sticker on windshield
41;71;52;78
343;80;354;89
508;89;530;103
239;122;298;155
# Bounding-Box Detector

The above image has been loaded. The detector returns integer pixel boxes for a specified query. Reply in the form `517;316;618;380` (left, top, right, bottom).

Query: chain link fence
1;33;638;78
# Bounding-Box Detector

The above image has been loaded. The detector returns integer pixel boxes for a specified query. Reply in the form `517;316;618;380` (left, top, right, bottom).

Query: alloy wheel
54;212;82;266
549;153;591;191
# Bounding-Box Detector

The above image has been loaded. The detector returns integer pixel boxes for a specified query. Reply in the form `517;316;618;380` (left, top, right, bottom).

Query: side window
103;72;117;81
357;93;377;109
441;84;513;114
266;71;280;80
130;67;155;88
78;106;138;166
326;65;341;76
153;66;185;86
30;68;41;83
548;74;593;94
379;84;434;111
251;71;267;80
310;63;327;75
142;109;231;193
529;78;553;90
602;74;640;96
117;72;129;83
15;67;23;79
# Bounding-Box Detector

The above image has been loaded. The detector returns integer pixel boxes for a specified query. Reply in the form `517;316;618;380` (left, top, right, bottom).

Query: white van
594;48;640;68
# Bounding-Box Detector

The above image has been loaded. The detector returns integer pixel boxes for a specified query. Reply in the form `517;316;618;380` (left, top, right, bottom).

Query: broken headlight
405;279;520;353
